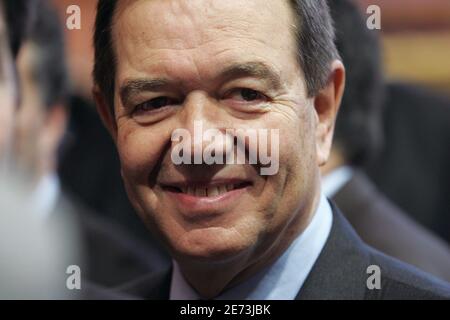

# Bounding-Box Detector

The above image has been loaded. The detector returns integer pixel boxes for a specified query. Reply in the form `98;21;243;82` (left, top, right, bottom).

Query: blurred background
358;0;450;93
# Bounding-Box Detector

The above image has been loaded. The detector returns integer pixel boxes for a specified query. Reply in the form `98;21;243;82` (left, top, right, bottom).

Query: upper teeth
181;184;235;197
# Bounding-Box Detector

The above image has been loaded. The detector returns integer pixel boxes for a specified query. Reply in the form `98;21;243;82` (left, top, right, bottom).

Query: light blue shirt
170;192;333;300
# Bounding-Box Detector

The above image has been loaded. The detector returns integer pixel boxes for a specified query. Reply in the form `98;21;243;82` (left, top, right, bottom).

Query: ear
314;60;345;167
93;85;118;142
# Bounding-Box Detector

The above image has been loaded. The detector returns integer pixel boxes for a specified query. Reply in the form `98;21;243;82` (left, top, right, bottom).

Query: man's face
108;0;332;264
0;12;17;162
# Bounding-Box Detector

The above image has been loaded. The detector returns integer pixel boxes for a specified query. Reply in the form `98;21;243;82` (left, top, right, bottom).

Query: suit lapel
296;202;371;299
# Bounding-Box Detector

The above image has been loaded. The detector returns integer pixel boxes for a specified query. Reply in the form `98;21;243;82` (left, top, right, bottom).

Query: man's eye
135;97;178;112
227;88;267;102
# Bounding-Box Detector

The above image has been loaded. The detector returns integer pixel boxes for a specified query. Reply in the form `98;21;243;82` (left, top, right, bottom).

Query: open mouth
162;181;252;197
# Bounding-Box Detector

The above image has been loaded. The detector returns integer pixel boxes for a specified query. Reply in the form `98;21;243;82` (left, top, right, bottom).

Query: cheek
266;105;316;171
265;107;317;215
117;125;169;182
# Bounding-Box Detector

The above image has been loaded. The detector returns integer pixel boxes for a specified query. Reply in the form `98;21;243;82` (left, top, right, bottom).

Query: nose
171;91;233;165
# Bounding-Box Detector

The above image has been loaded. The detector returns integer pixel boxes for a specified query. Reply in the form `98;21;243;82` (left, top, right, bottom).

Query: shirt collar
170;192;333;300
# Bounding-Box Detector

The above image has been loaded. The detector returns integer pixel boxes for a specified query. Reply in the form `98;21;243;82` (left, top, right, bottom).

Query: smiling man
93;0;450;299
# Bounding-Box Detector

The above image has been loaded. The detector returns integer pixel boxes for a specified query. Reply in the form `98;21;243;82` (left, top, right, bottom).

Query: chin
171;227;253;263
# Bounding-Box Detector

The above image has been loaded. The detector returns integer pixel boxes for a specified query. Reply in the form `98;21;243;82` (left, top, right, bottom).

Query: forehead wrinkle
114;0;297;51
113;0;303;94
115;0;211;52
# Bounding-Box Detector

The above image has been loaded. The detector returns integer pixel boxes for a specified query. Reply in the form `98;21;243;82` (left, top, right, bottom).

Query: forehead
114;0;296;38
112;0;299;83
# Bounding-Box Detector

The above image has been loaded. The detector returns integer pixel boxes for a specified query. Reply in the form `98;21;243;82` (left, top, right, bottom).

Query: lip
161;178;251;189
160;179;252;220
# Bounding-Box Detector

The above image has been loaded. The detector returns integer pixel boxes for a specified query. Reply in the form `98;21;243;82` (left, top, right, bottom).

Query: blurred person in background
323;0;450;282
355;0;450;243
13;0;167;290
367;85;450;243
0;0;77;299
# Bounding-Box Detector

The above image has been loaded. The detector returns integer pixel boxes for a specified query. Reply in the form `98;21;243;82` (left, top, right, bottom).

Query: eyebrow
120;78;170;107
219;61;282;90
119;61;282;106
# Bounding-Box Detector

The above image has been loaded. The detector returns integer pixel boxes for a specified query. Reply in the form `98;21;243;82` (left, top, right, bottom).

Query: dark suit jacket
366;82;450;242
112;203;450;300
333;171;450;282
